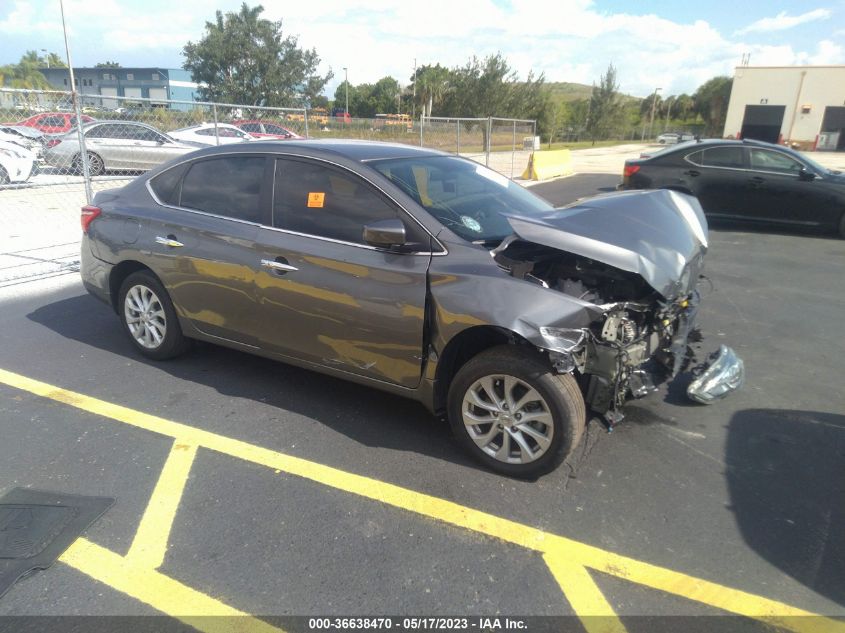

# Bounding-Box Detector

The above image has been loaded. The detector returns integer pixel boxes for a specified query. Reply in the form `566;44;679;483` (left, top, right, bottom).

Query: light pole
648;87;662;139
412;58;416;121
41;48;49;68
342;67;348;119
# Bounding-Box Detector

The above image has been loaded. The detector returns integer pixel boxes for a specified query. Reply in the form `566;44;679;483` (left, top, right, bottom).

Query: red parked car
10;112;96;134
231;120;303;140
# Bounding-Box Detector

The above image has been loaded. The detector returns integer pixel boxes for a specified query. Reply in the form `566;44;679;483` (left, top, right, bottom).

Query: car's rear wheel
118;271;188;360
447;345;586;478
73;152;104;176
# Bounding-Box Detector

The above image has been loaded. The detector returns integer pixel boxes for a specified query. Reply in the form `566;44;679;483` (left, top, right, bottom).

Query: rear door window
179;156;266;223
700;147;745;168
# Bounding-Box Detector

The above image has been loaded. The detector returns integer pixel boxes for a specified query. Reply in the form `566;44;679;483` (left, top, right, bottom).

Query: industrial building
40;67;200;111
723;65;845;151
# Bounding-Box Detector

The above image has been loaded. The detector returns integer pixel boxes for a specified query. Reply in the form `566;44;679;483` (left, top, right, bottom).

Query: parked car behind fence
43;121;203;175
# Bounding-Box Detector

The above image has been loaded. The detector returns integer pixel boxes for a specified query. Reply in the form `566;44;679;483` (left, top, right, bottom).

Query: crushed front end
493;189;744;426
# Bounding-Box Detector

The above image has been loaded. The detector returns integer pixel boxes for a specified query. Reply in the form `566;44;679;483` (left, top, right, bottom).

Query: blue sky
1;0;843;98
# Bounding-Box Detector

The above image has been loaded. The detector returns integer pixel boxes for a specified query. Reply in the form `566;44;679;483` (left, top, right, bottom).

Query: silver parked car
44;121;202;175
80;141;743;477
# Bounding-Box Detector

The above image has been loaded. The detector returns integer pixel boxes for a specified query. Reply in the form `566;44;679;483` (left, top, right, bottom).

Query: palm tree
414;64;450;118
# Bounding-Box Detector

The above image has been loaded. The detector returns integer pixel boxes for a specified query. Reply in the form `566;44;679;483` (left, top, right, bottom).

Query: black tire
118;270;189;360
447;345;586;478
0;166;9;185
839;213;845;239
73;152;104;176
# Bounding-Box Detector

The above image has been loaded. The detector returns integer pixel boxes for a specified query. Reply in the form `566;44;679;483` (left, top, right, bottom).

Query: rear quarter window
149;163;188;205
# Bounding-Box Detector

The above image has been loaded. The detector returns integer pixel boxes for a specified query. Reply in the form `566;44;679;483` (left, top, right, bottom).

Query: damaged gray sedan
80;141;743;477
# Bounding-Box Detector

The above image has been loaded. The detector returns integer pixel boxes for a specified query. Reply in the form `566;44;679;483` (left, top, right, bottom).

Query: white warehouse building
723;65;845;151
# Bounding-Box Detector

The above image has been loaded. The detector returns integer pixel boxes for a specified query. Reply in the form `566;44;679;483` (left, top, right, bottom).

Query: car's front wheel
118;271;189;360
447;345;586;478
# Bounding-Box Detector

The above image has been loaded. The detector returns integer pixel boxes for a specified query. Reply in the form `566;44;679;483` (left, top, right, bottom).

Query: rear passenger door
684;146;749;218
146;154;269;346
253;157;432;388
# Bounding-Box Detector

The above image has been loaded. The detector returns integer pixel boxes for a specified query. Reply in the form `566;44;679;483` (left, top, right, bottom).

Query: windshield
369;155;554;242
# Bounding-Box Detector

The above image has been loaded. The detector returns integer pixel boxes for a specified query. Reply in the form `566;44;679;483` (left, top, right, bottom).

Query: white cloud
735;8;831;35
1;0;841;99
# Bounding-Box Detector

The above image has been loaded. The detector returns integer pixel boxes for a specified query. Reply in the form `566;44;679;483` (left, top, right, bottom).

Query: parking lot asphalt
0;174;843;632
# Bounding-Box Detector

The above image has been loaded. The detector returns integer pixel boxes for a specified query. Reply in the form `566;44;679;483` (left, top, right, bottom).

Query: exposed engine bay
492;236;700;426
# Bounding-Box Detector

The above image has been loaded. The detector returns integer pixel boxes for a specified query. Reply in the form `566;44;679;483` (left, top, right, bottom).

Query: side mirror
363;218;406;248
798;167;816;181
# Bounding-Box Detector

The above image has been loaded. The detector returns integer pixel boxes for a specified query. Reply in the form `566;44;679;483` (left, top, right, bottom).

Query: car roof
179;139;449;162
646;137;805;159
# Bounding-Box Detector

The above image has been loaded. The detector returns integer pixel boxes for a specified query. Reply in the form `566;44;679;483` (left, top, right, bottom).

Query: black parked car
80;141;743;477
620;139;845;237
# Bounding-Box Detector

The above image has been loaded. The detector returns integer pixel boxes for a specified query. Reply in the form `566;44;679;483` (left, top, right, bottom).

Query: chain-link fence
1;87;535;285
416;116;536;178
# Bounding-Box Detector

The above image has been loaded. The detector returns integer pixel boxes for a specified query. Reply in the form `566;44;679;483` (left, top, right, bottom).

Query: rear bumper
80;237;114;308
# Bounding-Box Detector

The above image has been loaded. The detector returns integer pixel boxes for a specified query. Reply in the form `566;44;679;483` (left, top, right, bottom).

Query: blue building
40;67;201;111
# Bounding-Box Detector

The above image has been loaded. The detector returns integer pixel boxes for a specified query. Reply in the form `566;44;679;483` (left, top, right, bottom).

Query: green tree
586;64;626;143
693;76;732;136
333;80;353;112
674;93;694;121
411;64;450;117
45;52;67;68
0;51;53;89
95;61;122;68
182;2;332;107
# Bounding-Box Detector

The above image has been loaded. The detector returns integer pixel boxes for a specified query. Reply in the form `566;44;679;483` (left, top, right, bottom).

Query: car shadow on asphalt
726;408;845;607
27;293;598;481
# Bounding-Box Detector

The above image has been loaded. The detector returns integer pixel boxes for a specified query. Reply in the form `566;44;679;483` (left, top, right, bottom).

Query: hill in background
545;81;642;105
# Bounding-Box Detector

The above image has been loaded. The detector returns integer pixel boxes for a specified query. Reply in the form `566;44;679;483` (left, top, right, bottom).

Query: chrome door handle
261;258;298;272
155;236;184;247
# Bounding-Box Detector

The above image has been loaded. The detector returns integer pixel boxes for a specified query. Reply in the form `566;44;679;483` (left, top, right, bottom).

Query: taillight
46;138;62;148
623;164;640;178
81;205;101;233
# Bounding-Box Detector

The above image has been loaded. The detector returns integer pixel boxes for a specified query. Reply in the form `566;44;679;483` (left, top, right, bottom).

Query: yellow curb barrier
521;149;574;181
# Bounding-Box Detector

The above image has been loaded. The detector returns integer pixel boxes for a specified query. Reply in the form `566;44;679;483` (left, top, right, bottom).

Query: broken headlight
687;345;745;404
539;326;586;353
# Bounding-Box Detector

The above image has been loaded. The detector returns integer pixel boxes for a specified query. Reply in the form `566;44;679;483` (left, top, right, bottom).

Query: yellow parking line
542;553;628;633
126;441;198;569
60;537;283;633
2;367;843;632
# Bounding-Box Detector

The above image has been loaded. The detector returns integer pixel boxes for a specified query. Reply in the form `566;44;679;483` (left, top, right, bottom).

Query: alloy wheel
461;374;554;464
124;284;167;349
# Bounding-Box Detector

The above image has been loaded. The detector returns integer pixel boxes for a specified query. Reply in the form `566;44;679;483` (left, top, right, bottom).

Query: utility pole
41;48;49;68
648;87;662;139
342;67;348;119
412;58;417;121
59;0;92;204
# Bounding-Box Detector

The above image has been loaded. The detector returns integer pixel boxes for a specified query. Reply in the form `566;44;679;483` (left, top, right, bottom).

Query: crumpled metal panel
501;189;709;299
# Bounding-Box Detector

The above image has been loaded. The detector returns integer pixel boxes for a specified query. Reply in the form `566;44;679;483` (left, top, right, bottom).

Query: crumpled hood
503;189;709;299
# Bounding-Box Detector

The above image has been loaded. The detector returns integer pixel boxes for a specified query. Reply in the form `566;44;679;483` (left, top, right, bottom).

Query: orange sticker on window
307;192;325;208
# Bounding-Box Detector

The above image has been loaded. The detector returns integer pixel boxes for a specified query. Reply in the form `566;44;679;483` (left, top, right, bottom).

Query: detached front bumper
687;345;745;404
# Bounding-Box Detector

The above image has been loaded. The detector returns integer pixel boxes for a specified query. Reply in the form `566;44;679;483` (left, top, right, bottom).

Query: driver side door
253;157;433;388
